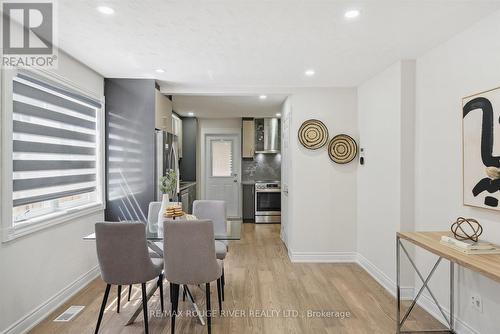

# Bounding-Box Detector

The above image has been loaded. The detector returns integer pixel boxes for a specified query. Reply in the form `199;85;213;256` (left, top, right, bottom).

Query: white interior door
281;100;291;245
205;134;241;218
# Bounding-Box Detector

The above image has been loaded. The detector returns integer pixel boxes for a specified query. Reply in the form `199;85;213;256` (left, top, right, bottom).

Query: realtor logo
2;0;58;68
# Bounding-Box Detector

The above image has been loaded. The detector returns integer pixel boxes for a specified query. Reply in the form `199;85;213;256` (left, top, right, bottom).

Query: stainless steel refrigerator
155;130;180;201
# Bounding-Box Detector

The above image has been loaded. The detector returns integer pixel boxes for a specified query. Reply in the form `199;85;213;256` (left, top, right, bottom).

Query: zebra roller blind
12;73;101;207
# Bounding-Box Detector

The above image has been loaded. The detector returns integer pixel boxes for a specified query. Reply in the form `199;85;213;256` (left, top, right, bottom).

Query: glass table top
84;220;242;241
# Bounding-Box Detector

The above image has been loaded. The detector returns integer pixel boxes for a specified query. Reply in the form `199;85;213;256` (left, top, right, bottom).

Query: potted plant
159;169;178;200
152;169;177;233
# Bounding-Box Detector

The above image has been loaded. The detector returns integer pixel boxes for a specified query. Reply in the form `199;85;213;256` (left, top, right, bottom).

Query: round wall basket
298;119;329;150
328;134;358;164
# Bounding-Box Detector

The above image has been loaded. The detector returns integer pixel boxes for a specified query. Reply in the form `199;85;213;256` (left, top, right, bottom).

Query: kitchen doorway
205;134;241;218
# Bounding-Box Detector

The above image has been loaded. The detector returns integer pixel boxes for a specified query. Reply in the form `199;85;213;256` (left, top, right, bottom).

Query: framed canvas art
463;86;500;210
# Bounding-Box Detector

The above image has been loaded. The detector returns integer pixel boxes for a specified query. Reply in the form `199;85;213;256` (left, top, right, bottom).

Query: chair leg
158;274;164;313
217;278;222;313
206;283;211;334
141;283;149;334
221;267;225;301
117;285;122;313
94;284;111;334
128;285;132;301
182;285;186;301
170;283;180;334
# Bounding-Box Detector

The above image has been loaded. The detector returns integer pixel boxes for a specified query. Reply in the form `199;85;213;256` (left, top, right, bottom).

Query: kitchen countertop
242;181;255;185
179;181;196;191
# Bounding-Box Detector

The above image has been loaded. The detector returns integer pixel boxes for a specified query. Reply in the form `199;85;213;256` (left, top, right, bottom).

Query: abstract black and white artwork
463;87;500;210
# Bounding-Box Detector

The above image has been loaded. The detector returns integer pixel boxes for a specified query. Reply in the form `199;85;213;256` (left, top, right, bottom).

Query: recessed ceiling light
155;68;165;73
344;9;360;19
305;69;315;76
187;112;194;116
97;6;114;15
259;95;267;100
276;113;282;117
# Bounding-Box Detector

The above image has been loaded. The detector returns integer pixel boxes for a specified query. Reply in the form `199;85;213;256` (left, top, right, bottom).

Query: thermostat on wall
359;147;365;165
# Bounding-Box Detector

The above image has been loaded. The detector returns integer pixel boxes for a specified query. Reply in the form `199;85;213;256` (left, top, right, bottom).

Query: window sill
2;202;104;243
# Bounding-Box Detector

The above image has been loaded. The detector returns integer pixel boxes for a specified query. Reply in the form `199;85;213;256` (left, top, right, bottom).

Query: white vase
156;193;170;236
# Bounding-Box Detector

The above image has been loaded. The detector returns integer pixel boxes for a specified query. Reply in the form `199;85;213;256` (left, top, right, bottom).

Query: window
2;71;104;239
211;140;233;177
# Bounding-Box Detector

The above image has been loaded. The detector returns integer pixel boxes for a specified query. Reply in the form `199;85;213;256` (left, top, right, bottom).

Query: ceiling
57;1;500;90
173;95;286;118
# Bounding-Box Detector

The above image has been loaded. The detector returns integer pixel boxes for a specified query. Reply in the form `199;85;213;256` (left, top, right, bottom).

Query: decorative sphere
451;217;483;242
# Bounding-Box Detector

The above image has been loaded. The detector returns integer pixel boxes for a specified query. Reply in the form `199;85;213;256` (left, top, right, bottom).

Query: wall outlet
471;294;483;313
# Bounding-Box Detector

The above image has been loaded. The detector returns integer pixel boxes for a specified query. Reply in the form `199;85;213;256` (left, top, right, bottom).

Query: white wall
355;10;500;333
414;10;500;334
287;88;358;261
357;60;416;292
280;97;292;247
0;51;104;334
357;62;402;281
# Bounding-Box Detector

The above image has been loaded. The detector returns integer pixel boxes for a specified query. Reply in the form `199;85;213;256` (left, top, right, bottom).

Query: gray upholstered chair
147;201;162;228
164;220;223;334
94;222;164;334
126;202;163;302
192;200;227;242
192;200;228;300
147;201;164;258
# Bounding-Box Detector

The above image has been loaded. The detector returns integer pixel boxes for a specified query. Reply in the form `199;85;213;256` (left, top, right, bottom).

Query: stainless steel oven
255;181;281;223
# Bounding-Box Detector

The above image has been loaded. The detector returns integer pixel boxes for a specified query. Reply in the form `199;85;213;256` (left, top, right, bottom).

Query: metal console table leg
396;236;456;334
397;236;401;334
450;262;454;332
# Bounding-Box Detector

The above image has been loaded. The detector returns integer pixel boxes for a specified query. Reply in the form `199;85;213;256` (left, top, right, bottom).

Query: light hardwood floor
30;224;447;334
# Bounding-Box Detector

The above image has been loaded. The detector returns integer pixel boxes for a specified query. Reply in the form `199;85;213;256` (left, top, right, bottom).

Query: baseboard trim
288;250;357;263
2;265;100;334
358;254;479;334
356;253;414;300
418;293;478;334
286;250;479;334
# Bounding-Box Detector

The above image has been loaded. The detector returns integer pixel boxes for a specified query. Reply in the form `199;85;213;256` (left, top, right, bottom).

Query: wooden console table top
398;231;500;283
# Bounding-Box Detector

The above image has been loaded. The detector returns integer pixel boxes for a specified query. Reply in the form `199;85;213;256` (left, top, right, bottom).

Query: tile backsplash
242;153;281;182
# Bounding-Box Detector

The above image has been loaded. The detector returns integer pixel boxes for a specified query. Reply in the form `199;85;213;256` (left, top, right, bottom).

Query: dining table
83;219;242;326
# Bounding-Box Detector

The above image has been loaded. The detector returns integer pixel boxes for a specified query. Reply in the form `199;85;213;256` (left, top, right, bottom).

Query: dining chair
124;203;164;302
192;200;228;300
147;201;164;257
94;222;164;334
164;220;223;334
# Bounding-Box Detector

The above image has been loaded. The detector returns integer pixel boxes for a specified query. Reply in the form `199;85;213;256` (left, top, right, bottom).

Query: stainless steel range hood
255;118;280;153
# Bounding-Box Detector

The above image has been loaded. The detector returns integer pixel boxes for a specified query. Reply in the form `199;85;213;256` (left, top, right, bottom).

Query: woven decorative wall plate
298;119;329;150
328;134;357;164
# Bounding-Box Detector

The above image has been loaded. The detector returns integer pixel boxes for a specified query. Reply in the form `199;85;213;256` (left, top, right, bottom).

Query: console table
396;231;500;334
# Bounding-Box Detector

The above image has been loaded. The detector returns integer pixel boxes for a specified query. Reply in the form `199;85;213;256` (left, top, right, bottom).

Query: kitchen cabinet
172;114;183;158
179;182;196;214
188;184;196;213
180;189;190;213
180;117;197;181
242;184;255;221
155;89;172;132
242;118;255;158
